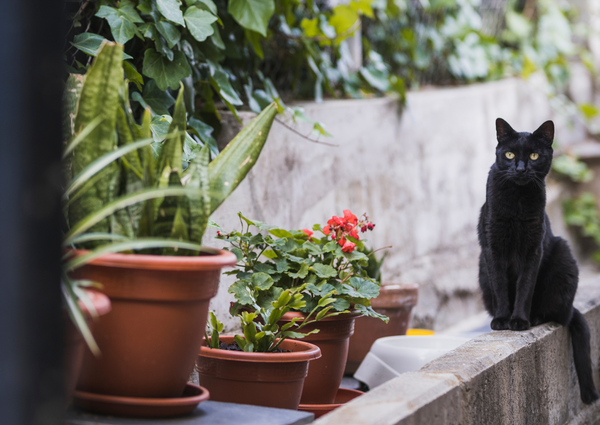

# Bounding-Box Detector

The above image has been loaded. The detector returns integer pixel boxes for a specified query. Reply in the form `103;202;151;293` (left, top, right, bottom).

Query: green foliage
62;44;278;349
215;212;388;323
564;193;600;263
552;154;594;183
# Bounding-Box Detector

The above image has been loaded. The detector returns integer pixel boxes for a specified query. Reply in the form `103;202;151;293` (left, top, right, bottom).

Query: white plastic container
354;335;470;389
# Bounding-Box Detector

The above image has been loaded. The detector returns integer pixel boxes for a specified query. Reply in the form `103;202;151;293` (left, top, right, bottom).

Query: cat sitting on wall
477;118;599;404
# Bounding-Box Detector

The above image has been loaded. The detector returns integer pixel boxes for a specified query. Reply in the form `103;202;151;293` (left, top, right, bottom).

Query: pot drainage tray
73;383;209;418
298;388;363;419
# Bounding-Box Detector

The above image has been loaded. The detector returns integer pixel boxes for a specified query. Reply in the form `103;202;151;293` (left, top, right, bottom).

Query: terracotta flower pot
71;249;236;399
65;289;112;404
345;283;419;374
278;312;359;405
196;335;321;410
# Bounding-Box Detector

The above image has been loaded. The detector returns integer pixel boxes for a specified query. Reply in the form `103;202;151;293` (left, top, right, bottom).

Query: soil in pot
345;283;418;374
278;311;359;405
196;335;321;410
72;249;236;399
65;289;111;405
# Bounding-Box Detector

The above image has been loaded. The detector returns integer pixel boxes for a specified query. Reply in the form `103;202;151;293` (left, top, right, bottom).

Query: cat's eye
530;153;539;160
505;152;515;159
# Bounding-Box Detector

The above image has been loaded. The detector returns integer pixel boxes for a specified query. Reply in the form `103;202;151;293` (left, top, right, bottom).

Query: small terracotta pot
72;249;236;399
278;312;359;405
345;283;418;374
196;336;321;410
65;290;112;404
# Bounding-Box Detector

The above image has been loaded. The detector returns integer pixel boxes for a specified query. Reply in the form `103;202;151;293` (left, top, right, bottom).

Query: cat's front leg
510;249;542;331
484;249;512;330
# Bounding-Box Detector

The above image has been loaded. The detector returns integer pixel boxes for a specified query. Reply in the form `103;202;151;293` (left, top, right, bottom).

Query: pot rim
198;335;321;363
67;248;237;271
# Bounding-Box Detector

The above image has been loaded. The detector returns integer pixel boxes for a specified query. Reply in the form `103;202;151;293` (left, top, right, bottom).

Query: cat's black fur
478;118;599;404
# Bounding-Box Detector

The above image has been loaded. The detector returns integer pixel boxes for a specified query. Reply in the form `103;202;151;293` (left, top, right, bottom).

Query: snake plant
62;42;278;351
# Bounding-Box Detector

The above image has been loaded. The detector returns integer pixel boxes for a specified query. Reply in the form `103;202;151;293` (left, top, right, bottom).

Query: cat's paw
581;389;600;405
509;317;530;331
491;317;510;330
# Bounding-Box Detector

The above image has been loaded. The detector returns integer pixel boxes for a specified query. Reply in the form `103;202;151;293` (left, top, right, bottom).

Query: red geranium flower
343;210;357;225
341;241;356;253
322;225;331;235
302;228;313;239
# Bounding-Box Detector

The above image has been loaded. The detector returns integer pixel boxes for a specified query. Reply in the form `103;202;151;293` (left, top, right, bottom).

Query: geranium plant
213;210;388;323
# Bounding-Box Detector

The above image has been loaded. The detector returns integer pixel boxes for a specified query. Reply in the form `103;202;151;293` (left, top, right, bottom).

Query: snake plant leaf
208;102;277;213
63;74;85;143
65;232;129;247
62;279;100;356
186;145;211;244
65;136;156;200
69;42;123;242
138;109;156;237
64;187;202;245
153;173;189;254
156;83;186;178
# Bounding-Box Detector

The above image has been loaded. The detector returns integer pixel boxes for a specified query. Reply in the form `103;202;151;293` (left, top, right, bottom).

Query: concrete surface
205;77;564;333
313;284;600;425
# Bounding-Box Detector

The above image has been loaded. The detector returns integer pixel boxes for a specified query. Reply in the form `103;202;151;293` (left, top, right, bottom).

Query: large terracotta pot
72;249;236;398
65;289;112;404
278;311;359;405
345;283;419;374
196;336;321;409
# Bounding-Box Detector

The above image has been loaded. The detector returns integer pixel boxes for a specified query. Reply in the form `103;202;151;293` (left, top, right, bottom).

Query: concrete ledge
314;286;600;425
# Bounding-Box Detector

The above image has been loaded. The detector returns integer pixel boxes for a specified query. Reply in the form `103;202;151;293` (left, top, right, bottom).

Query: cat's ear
533;120;554;146
495;118;516;141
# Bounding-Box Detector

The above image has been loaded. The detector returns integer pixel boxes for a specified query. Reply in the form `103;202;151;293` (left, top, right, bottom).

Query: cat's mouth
510;173;532;185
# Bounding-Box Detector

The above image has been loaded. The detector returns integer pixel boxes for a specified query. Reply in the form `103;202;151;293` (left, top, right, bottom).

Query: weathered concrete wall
313;283;600;425
206;78;557;332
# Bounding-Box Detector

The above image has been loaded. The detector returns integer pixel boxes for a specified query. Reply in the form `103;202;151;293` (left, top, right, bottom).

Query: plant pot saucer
298;388;363;419
73;383;209;418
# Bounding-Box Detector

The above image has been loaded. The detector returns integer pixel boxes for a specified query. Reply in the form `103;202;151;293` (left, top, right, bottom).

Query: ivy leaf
96;6;140;44
311;263;337;279
123;61;144;91
301;18;319;37
143;49;191;91
150;114;172;143
156;0;185;26
71;33;133;59
188;117;218;159
119;0;145;23
210;23;226;50
251;272;274;290
210;69;243;105
329;5;359;35
228;0;275;37
155;21;181;48
184;6;218;42
142;79;176;115
288;262;309;279
228;280;254;305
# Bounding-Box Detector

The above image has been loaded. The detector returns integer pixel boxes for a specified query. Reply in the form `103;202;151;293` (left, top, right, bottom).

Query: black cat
477;118;599;404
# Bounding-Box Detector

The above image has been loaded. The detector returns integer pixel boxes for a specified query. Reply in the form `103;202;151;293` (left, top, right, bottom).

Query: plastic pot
196;336;321;409
65;289;112;404
71;249;236;399
278;311;359;405
346;283;418;374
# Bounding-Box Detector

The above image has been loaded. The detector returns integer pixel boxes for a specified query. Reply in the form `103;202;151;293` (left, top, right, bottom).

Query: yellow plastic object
406;329;435;336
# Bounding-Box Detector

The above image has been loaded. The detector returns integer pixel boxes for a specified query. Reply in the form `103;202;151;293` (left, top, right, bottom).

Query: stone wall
312;282;600;425
206;77;558;332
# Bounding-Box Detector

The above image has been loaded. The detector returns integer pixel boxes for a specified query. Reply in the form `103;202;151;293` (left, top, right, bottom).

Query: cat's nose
516;161;526;172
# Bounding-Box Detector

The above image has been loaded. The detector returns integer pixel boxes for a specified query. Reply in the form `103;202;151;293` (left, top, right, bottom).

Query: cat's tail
569;308;600;404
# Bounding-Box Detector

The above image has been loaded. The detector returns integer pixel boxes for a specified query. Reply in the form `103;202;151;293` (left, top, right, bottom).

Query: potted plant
61;41;279;414
196;286;332;409
212;211;388;405
345;249;419;374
